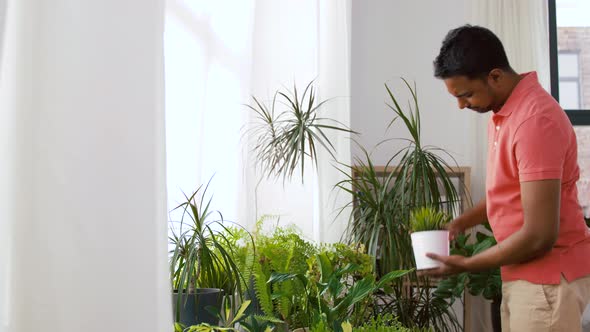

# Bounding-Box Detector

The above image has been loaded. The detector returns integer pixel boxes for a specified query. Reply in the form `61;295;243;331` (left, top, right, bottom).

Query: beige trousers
501;274;590;331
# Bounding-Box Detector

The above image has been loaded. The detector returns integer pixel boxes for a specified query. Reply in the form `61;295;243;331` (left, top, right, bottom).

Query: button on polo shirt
486;72;590;284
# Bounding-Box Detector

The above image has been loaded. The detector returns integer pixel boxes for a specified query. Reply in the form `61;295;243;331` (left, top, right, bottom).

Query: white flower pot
410;230;449;270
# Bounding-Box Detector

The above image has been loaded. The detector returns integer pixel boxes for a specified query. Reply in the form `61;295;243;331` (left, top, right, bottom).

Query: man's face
443;75;500;113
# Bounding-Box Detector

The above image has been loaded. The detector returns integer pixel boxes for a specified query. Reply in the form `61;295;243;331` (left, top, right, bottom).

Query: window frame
548;0;590;125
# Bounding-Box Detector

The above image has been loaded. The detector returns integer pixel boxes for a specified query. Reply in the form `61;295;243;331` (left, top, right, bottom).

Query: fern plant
246;218;317;329
409;207;451;232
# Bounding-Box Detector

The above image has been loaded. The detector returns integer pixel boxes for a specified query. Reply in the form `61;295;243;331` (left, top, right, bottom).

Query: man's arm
426;179;560;275
447;199;488;239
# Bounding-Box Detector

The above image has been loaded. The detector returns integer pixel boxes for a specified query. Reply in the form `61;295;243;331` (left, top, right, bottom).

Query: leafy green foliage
409;207;451;232
246;80;355;182
272;244;412;332
351;314;433;332
246;218;318;329
435;224;501;303
177;300;282;332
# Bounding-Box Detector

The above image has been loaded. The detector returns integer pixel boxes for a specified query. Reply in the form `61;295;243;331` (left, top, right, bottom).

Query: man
426;24;590;331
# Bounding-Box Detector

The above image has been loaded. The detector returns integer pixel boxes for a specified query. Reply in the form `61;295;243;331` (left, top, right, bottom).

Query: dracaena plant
246;80;355;182
335;79;469;331
169;179;251;323
409;207;451;232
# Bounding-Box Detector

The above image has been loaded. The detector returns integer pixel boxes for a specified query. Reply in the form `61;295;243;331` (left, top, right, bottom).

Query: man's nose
458;98;469;109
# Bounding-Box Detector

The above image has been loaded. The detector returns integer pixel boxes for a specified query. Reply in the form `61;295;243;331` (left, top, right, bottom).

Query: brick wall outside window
558;27;590;218
558;27;590;109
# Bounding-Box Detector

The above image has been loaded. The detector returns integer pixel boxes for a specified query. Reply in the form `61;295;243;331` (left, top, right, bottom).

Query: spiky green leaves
246;81;354;182
409;207;451;232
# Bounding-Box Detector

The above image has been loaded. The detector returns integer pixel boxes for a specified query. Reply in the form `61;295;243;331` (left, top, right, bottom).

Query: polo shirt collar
494;71;538;118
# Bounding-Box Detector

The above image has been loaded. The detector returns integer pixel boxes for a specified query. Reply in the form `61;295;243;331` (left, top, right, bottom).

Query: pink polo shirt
486;71;590;284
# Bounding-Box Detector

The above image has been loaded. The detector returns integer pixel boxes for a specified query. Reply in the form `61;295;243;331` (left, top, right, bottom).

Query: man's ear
488;68;503;83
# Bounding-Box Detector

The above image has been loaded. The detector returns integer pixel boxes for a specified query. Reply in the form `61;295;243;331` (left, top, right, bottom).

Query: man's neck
497;72;523;109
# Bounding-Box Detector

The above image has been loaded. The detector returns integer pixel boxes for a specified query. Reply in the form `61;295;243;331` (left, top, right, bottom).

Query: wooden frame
365;166;471;213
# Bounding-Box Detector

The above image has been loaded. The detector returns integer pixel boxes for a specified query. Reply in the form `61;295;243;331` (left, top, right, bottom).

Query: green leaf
229;300;251;325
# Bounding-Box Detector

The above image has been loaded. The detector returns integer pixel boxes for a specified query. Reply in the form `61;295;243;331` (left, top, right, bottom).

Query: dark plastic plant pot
172;288;224;326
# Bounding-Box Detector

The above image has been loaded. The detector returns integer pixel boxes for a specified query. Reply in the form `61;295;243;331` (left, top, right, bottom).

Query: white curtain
247;0;352;243
0;1;171;331
470;0;550;90
164;0;256;227
165;0;352;243
316;0;353;243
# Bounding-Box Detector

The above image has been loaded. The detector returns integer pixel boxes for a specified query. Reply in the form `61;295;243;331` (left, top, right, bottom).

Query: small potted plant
409;206;451;270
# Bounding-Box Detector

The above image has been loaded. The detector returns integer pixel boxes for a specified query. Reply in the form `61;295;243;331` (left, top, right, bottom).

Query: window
558;51;581;109
549;0;590;221
549;0;590;123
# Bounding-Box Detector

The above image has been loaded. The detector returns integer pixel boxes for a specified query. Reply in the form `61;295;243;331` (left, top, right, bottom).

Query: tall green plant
246;80;354;182
335;79;469;331
169;180;250;322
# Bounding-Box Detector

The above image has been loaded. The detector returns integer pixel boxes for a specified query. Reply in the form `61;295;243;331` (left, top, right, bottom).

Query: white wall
351;0;488;204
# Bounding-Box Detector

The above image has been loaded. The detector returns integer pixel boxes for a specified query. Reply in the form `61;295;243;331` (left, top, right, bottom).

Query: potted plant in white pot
169;180;249;327
409;206;451;270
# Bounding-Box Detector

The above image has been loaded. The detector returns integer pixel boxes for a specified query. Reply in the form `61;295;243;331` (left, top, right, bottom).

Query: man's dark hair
434;25;512;79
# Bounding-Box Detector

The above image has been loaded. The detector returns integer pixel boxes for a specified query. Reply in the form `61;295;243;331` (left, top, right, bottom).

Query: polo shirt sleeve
514;115;568;182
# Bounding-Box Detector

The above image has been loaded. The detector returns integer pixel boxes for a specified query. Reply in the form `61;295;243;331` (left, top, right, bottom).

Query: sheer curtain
0;1;171;331
164;0;256;226
165;0;352;243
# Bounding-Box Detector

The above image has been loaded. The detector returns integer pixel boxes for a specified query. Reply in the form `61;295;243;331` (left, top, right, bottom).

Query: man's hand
420;254;470;277
444;199;488;240
446;220;464;241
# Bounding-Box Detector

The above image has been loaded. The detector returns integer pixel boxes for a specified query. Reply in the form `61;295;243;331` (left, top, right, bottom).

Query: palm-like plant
246;80;354;182
335;79;469;331
169;180;251;323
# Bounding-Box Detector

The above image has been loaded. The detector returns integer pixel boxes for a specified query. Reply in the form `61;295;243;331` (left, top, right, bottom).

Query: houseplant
246;80;355;182
409;207;451;270
250;219;317;330
175;299;283;332
270;245;411;332
336;79;467;331
169;179;251;326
